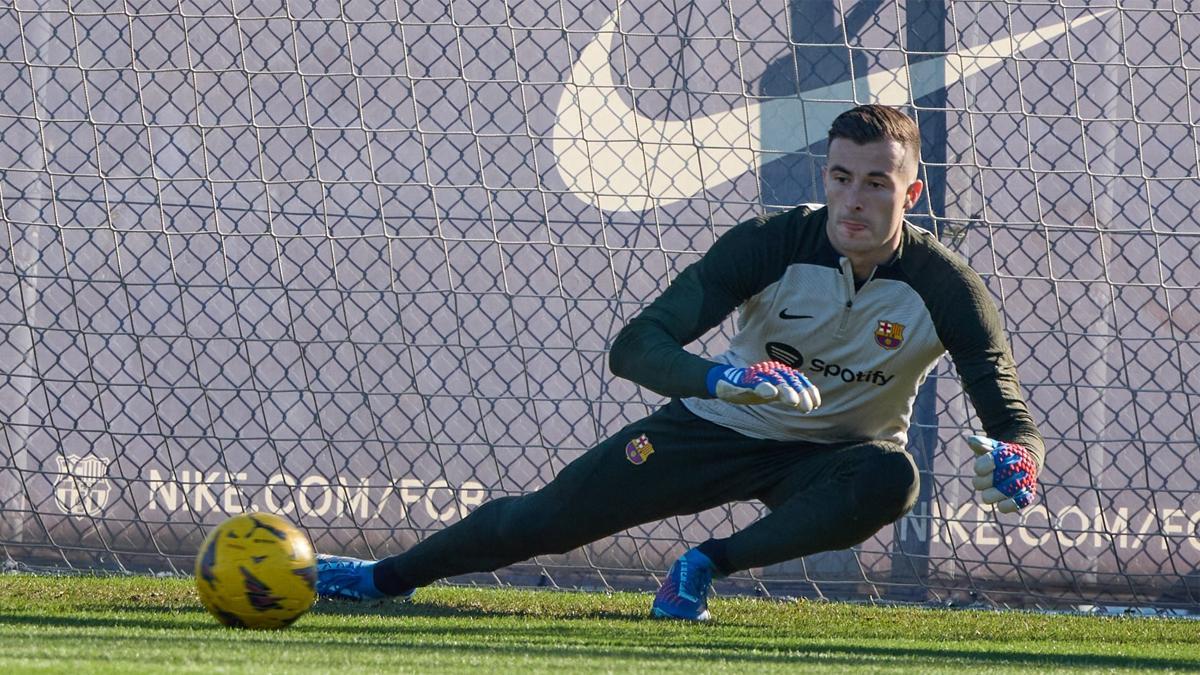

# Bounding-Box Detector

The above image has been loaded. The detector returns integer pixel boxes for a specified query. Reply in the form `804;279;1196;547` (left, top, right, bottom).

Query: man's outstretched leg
317;401;783;601
651;440;919;621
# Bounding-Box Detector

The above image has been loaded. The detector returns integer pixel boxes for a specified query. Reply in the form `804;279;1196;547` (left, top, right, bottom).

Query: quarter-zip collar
835;256;876;338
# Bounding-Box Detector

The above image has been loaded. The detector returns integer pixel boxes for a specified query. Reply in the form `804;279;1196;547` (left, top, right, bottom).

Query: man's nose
847;185;865;211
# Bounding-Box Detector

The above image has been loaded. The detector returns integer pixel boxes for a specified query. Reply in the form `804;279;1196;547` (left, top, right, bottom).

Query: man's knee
855;445;920;523
490;493;578;556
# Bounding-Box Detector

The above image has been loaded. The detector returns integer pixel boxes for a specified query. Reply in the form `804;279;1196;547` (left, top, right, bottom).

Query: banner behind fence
1;0;1198;608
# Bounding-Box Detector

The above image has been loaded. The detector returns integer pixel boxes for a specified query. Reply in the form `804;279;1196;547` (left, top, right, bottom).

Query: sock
372;556;416;597
696;538;735;578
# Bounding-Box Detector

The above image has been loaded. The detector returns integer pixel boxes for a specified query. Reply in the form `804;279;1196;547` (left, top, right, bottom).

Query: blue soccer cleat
651;548;716;621
315;554;412;601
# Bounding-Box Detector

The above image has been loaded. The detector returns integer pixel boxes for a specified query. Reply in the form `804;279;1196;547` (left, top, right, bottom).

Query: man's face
822;138;923;264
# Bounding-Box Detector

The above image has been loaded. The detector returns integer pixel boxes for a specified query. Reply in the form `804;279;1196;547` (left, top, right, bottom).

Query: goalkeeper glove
706;360;821;412
968;435;1038;513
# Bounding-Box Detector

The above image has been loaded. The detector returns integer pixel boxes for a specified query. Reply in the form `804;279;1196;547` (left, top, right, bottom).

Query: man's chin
831;234;877;254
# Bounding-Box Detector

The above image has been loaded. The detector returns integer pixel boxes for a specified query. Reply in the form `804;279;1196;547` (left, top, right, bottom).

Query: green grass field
1;574;1198;673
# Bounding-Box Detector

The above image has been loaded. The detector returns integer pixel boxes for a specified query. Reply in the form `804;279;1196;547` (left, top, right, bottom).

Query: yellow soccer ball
194;512;317;629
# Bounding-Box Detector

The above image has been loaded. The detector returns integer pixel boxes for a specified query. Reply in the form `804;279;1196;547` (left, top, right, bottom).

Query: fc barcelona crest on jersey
625;434;655;465
875;320;905;350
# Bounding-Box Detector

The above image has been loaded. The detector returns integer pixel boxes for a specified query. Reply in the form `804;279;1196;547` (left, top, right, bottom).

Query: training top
608;205;1045;468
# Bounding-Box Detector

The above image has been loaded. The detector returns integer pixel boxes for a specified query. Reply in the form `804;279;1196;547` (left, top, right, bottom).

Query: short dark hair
828;104;921;168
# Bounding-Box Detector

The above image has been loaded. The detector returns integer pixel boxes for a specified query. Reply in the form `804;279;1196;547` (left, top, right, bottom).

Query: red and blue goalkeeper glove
706;361;821;412
968;435;1039;513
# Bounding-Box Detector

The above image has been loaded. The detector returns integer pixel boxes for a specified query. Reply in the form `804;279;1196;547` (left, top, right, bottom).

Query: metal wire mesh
1;0;1198;609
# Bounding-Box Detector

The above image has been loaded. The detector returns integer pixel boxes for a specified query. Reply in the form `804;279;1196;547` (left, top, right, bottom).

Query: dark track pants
374;400;919;591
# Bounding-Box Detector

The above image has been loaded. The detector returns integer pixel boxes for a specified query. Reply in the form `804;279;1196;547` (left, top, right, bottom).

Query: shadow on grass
312;597;646;622
1;611;1198;671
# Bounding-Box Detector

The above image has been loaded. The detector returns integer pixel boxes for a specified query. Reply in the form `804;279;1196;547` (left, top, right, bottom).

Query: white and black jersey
609;205;1045;466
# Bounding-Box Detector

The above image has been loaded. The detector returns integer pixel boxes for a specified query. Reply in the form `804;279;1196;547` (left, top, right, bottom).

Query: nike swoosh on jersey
778;310;814;320
553;6;1112;213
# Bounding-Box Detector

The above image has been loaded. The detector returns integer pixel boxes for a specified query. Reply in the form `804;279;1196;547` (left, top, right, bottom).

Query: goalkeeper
317;104;1044;621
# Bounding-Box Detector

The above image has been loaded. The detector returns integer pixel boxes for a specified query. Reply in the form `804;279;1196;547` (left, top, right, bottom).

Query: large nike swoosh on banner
553;7;1112;213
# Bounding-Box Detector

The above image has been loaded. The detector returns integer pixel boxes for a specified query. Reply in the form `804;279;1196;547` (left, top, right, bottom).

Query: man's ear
904;179;924;210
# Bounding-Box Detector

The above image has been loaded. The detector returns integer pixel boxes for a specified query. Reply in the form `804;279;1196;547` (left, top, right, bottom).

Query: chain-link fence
1;0;1198;609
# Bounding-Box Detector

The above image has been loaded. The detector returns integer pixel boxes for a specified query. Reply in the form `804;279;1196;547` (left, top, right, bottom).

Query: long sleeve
903;235;1046;468
608;211;807;398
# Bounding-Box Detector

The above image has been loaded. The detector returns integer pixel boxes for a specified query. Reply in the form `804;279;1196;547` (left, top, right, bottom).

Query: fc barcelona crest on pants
875;320;904;350
625;434;655;465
